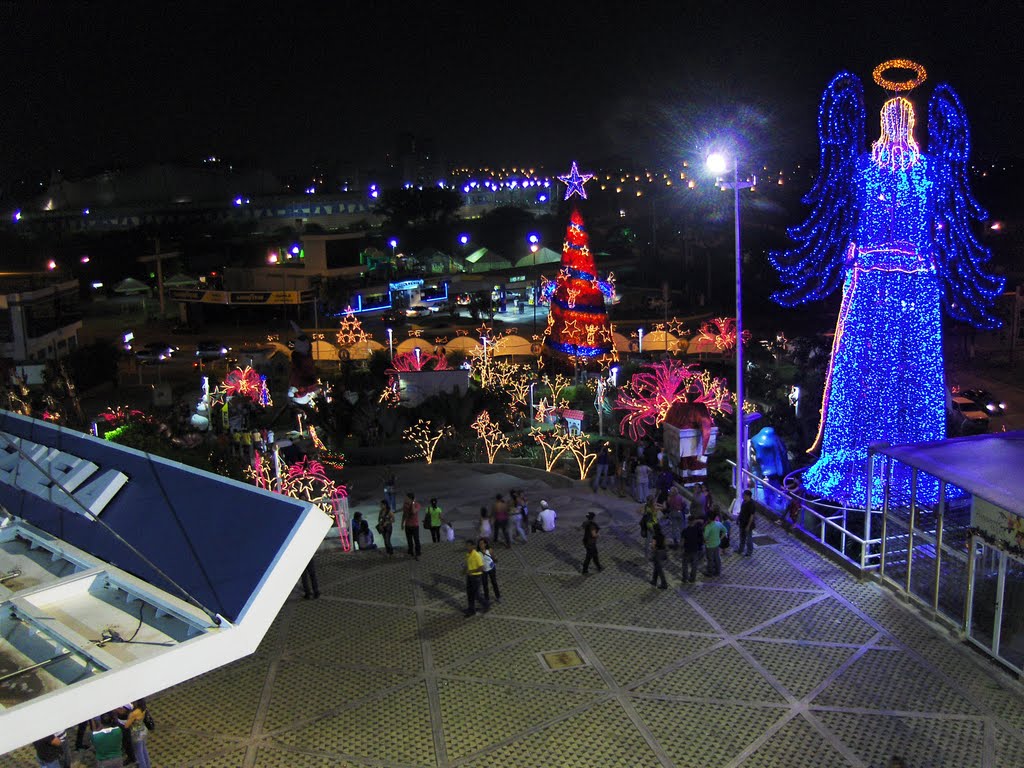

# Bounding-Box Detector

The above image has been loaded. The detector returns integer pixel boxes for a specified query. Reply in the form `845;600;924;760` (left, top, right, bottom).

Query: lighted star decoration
558;161;594;201
336;309;370;346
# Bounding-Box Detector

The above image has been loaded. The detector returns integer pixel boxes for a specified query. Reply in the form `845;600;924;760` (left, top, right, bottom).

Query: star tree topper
558;161;594;201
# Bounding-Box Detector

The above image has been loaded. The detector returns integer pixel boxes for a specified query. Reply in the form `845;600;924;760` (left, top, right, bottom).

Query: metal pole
933;480;946;615
733;157;745;500
964;534;977;636
906;468;918;596
880;456;891;580
864;449;874;571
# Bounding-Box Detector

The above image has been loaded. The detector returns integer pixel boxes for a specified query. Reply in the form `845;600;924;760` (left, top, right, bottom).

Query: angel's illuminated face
872;96;920;171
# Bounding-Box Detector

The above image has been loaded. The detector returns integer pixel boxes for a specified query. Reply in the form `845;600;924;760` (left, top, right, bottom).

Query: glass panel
937;526;970;625
998;554;1024;672
910;527;937;607
883;516;909;588
970;544;1000;652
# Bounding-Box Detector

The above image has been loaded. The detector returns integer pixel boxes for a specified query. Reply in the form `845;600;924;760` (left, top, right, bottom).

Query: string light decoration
697;317;751;352
769;67;1004;506
246;453;345;517
564;431;598;480
545;373;572;407
530;425;572;472
223;366;273;406
403;419;454;464
543;209;615;363
615;361;732;442
557;160;595;200
309;425;346;471
336;307;371;346
470;410;512;463
872;58;927;92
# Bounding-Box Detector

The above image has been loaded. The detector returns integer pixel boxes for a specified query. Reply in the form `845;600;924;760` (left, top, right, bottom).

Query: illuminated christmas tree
543;208;614;364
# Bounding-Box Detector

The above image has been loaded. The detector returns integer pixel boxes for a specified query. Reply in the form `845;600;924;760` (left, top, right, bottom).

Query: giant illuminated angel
770;62;1004;506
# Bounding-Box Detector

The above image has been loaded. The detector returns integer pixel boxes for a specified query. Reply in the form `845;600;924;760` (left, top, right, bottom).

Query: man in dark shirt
649;520;668;589
680;515;705;583
738;489;756;557
33;734;63;768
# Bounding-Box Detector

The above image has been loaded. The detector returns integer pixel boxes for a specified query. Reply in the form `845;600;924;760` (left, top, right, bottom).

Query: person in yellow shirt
464;539;488;616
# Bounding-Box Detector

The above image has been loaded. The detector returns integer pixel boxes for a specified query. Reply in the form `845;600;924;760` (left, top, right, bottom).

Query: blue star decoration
557;161;595;201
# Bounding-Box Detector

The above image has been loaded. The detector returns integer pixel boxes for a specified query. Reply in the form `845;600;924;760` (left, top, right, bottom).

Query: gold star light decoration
336;308;371;347
470;410;512;463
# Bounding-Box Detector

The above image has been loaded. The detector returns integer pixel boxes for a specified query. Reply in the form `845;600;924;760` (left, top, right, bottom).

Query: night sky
2;0;1022;182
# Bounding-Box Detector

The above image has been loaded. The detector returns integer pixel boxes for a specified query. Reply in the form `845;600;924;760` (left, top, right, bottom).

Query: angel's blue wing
769;72;865;305
929;83;1005;329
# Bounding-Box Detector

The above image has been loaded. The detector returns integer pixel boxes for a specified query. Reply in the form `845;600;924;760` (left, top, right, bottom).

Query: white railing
727;462;883;572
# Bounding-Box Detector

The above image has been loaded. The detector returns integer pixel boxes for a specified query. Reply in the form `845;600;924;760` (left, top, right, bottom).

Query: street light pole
709;153;753;497
732;156;745;497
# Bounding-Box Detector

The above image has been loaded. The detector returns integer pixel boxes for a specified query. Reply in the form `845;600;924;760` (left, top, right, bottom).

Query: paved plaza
9;463;1024;767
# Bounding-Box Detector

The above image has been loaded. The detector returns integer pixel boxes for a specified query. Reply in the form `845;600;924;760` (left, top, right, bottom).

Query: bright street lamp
459;234;470;246
386;327;394;359
389;238;398;259
706;151;754;500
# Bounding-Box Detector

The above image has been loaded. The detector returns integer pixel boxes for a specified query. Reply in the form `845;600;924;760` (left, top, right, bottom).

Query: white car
404;305;433;318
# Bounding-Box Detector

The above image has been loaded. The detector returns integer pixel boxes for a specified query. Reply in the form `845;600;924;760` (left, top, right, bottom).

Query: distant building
0;274;81;364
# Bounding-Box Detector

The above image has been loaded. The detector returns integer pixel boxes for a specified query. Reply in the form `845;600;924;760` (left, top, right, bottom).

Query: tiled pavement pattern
9;463;1024;767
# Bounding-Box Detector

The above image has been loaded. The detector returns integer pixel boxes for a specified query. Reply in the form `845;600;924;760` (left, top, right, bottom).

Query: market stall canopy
462;247;512;273
514;246;562;268
0;411;330;753
112;277;151;295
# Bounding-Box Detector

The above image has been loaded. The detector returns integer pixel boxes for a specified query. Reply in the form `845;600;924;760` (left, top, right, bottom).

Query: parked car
948;396;990;435
147;341;178;357
381;309;407;325
404;305;432;318
960;388;1006;416
196;340;230;360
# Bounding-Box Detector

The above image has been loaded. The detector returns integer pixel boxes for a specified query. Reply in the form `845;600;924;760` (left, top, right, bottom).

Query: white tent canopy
514;246;562;268
112;277;151;295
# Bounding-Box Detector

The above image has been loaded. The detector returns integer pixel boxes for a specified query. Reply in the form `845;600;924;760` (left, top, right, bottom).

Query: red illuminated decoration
614;360;732;442
697;317;751;352
223;366;271;405
543;209;614;364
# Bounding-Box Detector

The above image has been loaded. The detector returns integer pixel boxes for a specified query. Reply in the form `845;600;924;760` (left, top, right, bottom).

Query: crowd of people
35;701;153;768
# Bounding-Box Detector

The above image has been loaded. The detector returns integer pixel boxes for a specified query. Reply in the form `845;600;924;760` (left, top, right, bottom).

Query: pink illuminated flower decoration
614;360;733;441
697;317;752;352
387;351;450;373
223;366;270;404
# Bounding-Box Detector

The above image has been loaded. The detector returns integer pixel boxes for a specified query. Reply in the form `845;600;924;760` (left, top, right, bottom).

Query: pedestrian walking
703;512;728;576
581;511;603;574
402;492;422;559
377;499;395;556
300;558;320;598
478;506;493;540
666;487;687;547
382;467;397;513
681;515;704;583
737;489;756;556
634;462;650;503
639;497;657;559
492;493;511;547
479;538;501;602
463;539;488;617
511;490;529;543
649;520;668;588
592;442;611;492
618;451;631;497
426;498;444;543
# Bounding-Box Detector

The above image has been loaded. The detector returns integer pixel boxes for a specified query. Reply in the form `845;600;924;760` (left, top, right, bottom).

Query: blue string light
771;71;1004;506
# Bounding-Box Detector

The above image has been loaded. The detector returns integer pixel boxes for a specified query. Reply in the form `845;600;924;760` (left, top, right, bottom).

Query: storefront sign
389;279;424;291
971;497;1024;551
168;289;314;305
